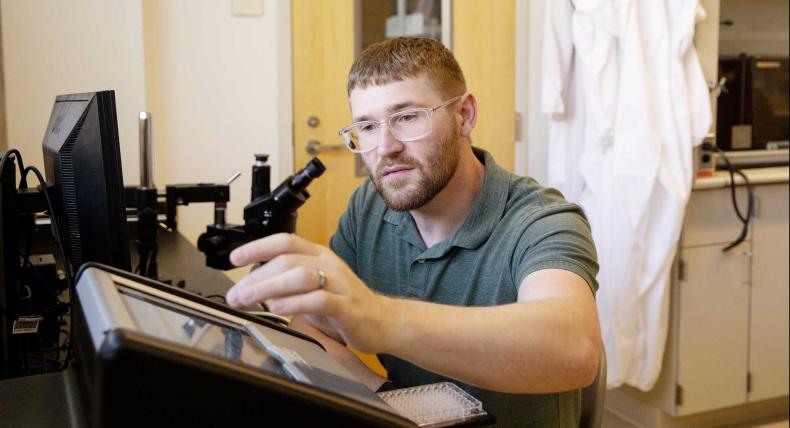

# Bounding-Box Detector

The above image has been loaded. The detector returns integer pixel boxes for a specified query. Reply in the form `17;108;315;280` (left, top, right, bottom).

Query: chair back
580;347;607;428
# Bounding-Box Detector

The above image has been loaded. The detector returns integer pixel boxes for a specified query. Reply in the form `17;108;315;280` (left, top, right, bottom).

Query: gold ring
316;269;327;289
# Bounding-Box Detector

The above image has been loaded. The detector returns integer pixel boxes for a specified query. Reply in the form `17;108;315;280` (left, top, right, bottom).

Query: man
227;37;601;426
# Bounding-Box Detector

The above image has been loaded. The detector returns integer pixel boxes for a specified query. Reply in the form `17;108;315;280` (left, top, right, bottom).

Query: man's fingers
228;266;323;307
232;253;316;293
230;233;323;266
267;290;339;316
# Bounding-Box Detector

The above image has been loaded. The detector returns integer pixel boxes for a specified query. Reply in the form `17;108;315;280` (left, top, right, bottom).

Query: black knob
198;233;227;254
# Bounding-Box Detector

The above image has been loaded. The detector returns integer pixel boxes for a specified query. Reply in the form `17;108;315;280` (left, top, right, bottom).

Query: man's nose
377;124;404;157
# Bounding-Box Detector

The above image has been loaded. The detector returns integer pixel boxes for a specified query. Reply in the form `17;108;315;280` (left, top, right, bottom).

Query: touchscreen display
117;287;288;378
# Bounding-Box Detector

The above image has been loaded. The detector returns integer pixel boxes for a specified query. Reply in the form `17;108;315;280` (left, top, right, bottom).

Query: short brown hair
347;37;466;98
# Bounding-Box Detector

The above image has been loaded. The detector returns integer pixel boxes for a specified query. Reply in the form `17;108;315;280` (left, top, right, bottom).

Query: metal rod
226;171;242;185
139;112;155;188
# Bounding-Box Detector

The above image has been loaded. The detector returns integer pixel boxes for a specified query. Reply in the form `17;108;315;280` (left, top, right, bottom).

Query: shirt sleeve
511;205;600;294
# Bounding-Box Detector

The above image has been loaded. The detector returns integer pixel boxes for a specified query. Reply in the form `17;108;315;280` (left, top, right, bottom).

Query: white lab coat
542;0;711;390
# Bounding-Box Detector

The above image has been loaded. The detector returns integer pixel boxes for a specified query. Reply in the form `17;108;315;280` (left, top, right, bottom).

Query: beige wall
719;0;789;58
0;0;291;268
0;0;146;183
0;6;6;151
141;0;292;248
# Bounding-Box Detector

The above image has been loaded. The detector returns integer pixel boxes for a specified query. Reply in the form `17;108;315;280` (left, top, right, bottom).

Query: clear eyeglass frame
338;95;462;154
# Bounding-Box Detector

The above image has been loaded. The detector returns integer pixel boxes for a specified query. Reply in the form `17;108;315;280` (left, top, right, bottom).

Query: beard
369;124;461;212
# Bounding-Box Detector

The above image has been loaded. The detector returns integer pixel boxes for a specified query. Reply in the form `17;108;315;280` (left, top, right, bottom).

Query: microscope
128;113;325;276
196;155;325;270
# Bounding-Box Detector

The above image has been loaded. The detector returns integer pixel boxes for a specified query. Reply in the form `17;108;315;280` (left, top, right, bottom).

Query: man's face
349;76;461;211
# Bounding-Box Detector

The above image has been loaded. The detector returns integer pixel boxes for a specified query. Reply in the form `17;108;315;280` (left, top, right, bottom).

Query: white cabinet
676;243;751;415
748;184;790;402
674;181;789;416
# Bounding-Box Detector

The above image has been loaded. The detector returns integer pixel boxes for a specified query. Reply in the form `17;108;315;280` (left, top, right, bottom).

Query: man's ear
458;93;477;137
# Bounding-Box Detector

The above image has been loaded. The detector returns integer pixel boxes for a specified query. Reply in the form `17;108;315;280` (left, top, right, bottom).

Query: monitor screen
116;285;288;378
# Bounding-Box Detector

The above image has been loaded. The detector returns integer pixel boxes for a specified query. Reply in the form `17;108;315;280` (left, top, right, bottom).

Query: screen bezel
77;261;322;347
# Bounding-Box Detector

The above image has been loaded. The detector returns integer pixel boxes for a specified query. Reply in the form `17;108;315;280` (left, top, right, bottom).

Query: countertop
693;166;789;190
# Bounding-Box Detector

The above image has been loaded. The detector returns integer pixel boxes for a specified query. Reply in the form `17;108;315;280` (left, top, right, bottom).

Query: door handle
306;140;345;156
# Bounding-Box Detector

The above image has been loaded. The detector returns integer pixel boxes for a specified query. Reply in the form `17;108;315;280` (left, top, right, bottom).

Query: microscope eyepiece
255;154;270;163
291;158;326;190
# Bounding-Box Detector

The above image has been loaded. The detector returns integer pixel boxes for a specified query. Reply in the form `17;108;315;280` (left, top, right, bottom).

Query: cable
24;261;60;297
701;143;755;251
37;333;48;374
20;285;33;300
0;150;24;318
23;165;76;370
0;149;28;188
3;151;72;371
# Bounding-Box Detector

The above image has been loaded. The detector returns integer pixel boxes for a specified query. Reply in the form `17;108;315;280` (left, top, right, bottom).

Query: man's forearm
378;297;600;394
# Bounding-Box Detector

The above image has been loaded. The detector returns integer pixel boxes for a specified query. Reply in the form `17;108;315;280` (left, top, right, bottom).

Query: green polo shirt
330;148;598;427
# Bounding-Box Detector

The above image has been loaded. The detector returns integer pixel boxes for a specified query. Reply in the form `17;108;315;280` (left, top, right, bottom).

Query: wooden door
453;1;516;171
292;0;361;247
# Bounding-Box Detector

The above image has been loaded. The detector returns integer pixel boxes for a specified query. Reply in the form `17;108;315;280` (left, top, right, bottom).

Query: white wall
0;0;146;185
141;0;292;249
719;0;789;57
1;0;292;281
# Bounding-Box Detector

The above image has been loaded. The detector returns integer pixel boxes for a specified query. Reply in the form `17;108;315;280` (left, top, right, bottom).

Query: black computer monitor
42;91;131;272
1;91;131;378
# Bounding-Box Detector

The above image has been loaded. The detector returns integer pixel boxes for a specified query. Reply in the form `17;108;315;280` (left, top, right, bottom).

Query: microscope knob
197;233;227;254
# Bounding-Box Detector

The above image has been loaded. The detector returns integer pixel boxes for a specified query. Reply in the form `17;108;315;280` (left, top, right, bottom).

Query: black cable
23;165;76;370
4;153;71;372
25;261;59;297
701;144;754;251
0;150;23;318
144;249;154;277
37;333;48;374
0;149;28;188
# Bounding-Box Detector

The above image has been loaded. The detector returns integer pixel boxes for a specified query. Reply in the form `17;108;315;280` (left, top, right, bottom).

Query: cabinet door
749;183;790;402
677;244;750;415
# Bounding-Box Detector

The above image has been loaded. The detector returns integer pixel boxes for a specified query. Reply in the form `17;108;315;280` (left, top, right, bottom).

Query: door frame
514;0;548;181
275;1;295;179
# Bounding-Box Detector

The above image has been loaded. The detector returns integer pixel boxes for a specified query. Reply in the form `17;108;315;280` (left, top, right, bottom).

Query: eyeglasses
338;95;462;154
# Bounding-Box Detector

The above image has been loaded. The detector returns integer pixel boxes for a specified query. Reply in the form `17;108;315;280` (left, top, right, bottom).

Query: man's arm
226;234;600;394
378;268;601;393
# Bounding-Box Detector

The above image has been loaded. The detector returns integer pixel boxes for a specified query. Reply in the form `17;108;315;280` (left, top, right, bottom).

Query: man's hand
226;233;393;354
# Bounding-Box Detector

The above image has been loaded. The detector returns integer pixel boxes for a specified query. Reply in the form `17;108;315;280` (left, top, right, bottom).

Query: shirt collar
381;147;510;252
450;147;509;249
